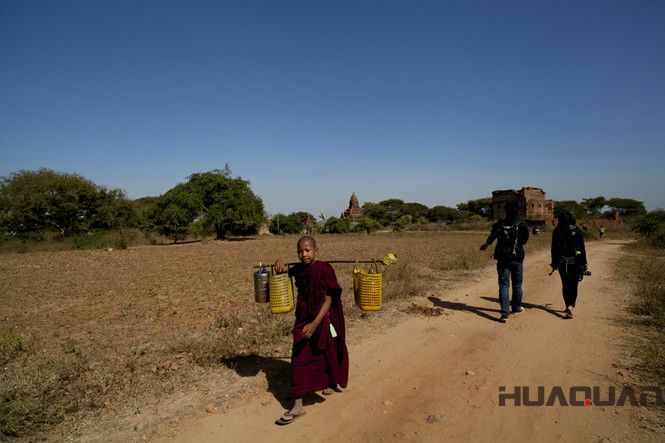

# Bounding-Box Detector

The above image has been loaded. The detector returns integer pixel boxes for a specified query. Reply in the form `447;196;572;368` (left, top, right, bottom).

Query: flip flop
275;410;306;426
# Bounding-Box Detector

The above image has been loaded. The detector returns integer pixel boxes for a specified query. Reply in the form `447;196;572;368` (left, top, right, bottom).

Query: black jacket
485;217;530;263
551;224;587;270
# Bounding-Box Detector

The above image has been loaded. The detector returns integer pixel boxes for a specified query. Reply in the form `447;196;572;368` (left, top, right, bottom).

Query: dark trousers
497;261;523;317
558;267;580;308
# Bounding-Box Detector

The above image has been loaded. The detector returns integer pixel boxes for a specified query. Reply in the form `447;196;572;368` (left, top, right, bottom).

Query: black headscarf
556;211;576;230
504;202;518;221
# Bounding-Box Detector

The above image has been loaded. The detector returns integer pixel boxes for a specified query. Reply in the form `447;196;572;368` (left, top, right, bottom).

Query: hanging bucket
253;263;270;303
353;262;382;311
269;270;295;314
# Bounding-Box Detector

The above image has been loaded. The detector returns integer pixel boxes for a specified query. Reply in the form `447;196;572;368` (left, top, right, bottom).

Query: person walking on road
480;202;530;323
550;211;588;319
273;236;349;425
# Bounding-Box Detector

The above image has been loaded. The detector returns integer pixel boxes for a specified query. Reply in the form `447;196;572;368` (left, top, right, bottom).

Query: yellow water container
353;266;382;311
268;272;295;314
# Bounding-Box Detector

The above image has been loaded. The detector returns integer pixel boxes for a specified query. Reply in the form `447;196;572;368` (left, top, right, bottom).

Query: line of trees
264;195;654;236
1;167;661;246
554;196;647;221
270;198;494;234
0;168;265;243
0;169;137;238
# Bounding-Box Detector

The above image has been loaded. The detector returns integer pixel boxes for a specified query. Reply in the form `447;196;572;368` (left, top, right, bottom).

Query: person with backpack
480;202;530;323
550;211;588;319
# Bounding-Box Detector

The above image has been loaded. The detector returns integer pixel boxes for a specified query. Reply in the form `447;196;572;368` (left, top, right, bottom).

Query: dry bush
383;261;430;300
618;241;665;386
0;329;25;365
628;258;665;328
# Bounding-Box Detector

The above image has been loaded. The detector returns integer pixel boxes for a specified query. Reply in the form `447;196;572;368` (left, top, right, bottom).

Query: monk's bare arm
302;295;332;338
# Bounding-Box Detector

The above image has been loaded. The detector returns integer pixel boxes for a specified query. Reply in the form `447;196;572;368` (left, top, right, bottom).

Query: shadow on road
479;296;567;319
221;354;291;408
427;296;503;323
220;354;327;410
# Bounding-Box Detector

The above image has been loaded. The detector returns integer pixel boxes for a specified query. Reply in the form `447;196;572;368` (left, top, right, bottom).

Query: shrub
383;262;428;299
632;209;665;247
0;329;25;365
62;339;80;356
648;225;665;248
353;216;382;234
621;242;665;387
323;217;350;234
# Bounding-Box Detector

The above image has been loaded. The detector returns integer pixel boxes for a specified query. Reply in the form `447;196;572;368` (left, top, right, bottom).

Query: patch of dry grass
620;241;665;386
0;231;551;439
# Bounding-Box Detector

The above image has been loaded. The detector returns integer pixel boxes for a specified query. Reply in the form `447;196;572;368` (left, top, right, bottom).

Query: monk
274;236;349;425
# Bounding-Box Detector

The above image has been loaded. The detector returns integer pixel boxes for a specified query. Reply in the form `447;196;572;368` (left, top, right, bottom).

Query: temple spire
341;192;363;220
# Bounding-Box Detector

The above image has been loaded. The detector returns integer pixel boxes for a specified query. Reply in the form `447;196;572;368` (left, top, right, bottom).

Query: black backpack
496;220;521;260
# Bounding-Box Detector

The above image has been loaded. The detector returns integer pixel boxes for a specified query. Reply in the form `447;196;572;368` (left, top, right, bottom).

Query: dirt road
157;240;655;442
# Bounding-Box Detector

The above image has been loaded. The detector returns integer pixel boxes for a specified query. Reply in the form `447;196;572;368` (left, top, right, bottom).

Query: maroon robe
289;260;349;396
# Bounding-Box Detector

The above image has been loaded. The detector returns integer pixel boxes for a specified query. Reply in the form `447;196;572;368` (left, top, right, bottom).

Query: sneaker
512;306;525;314
499;316;508;323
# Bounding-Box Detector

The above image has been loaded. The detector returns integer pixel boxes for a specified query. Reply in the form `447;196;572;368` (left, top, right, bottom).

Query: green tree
353;216;382;234
391;215;411;233
632;209;665;237
148;183;202;242
92;188;138;230
149;169;265;241
364;199;431;224
581;196;607;216
427;205;466;223
362;202;389;225
0;168;129;237
187;170;265;239
322;216;350;233
269;212;314;234
402;202;429;220
379;199;406;222
269;213;289;234
457;198;492;219
293;211;316;230
131;196;159;230
554;200;587;221
632;209;665;247
606;197;647;218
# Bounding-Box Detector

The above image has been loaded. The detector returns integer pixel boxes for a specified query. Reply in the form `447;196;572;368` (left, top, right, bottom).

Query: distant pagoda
341;192;364;220
304;213;315;233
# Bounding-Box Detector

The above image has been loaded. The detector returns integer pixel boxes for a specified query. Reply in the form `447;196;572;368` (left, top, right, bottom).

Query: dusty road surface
155;240;656;442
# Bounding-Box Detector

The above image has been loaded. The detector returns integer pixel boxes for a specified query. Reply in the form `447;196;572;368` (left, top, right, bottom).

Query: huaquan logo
498;386;664;407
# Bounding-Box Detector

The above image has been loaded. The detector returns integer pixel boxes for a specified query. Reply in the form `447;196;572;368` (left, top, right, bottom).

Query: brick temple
341;192;364;220
492;187;554;225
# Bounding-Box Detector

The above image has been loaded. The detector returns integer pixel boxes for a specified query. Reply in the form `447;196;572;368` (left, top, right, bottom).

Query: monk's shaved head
297;235;317;248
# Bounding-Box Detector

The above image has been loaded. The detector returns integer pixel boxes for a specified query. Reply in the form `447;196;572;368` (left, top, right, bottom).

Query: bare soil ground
156;240;660;442
0;232;507;440
1;234;659;441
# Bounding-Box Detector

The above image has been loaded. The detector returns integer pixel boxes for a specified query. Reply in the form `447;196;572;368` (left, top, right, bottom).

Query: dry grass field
0;231;551;440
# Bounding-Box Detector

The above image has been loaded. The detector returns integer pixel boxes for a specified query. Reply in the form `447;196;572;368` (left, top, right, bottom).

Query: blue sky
1;0;664;217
